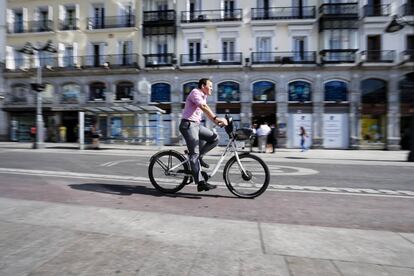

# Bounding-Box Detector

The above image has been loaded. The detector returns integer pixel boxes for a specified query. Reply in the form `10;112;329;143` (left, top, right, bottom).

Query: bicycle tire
148;150;190;194
223;153;270;198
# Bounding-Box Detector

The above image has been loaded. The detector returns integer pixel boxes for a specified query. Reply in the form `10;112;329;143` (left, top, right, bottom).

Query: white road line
0;168;413;199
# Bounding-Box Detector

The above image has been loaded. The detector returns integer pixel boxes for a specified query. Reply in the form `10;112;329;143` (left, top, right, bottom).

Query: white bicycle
148;116;270;198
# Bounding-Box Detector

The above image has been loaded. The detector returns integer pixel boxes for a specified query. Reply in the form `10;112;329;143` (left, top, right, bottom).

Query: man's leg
179;122;202;184
199;125;219;157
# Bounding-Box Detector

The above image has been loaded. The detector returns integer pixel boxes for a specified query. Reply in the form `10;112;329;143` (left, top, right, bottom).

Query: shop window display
324;81;347;102
288;81;311;102
217;81;240;102
253;81;275;101
151;83;171;103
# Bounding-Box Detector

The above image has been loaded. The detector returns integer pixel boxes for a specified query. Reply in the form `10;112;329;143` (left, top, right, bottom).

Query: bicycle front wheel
148;150;190;194
223;153;270;198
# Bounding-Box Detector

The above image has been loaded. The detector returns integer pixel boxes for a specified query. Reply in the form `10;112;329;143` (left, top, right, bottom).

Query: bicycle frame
167;137;248;179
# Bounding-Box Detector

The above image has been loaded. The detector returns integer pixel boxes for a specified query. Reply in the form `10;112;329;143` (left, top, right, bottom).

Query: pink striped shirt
182;88;206;122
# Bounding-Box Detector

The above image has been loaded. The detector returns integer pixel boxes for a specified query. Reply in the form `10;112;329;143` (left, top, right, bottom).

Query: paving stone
285;256;341;276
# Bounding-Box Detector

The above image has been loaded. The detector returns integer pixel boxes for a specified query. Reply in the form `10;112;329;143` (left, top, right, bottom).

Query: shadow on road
69;183;235;199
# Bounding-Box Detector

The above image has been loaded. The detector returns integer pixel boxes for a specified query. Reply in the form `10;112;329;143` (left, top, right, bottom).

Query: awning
81;104;166;114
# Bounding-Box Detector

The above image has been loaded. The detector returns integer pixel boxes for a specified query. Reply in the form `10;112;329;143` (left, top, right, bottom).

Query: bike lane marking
0;167;413;199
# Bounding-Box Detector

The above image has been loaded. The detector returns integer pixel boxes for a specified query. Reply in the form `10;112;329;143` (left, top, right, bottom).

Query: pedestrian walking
256;122;271;153
299;126;308;152
268;123;278;153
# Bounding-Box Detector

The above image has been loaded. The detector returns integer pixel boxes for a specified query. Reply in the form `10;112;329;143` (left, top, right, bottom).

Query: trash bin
91;133;100;149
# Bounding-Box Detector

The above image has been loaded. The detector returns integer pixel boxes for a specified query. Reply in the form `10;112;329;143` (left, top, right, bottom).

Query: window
151;83;170;103
116;82;133;100
217;81;240;102
42;84;55;104
288;81;312;102
183;82;198;101
11;84;28;103
222;39;235;61
324;81;347;102
188;41;201;63
361;79;387;104
14;10;24;33
61;83;80;104
89;82;106;100
253;81;275;101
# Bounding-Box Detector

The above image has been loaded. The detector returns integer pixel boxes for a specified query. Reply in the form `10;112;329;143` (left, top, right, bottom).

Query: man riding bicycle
179;78;227;192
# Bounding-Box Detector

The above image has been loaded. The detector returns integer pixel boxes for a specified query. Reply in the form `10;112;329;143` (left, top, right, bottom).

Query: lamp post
18;41;56;149
384;16;414;161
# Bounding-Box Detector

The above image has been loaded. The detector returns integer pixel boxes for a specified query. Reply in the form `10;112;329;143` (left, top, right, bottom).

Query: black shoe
197;181;217;192
199;158;210;169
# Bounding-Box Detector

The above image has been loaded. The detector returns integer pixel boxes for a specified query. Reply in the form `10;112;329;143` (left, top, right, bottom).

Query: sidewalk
0;197;413;276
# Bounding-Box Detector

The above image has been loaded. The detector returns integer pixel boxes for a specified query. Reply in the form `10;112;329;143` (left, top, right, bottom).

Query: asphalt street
0;144;413;275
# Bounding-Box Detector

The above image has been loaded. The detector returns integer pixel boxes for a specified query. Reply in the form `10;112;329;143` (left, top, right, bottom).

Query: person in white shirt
256;122;271;153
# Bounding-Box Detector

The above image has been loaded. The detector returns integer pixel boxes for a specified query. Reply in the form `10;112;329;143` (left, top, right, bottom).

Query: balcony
181;9;242;23
251;6;315;20
320;49;358;64
59;18;79;30
4;54;139;71
319;18;359;31
251;51;316;64
144;54;176;67
87;15;135;30
319;3;359;17
401;50;414;63
402;4;414;16
143;10;176;26
363;5;390;17
360;50;395;63
7;20;53;34
180;53;242;66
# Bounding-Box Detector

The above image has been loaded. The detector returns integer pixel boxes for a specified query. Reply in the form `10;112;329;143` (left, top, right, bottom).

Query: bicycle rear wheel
223;153;270;198
148;150;190;194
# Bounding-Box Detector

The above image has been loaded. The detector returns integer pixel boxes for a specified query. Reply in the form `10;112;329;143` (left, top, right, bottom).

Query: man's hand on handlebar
215;117;228;127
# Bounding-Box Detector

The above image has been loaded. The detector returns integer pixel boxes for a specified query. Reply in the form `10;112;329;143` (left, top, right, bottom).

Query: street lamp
385;16;414;161
18;40;57;149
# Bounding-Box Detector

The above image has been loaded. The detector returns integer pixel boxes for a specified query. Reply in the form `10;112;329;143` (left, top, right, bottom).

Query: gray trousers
179;120;219;184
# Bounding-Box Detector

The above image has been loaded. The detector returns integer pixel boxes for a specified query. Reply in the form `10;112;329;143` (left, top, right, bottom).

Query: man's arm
200;103;227;126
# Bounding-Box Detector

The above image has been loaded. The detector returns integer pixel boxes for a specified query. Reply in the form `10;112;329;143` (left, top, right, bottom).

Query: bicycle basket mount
235;128;253;141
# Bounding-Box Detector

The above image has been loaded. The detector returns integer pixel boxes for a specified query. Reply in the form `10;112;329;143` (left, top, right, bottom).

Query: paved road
0;145;413;275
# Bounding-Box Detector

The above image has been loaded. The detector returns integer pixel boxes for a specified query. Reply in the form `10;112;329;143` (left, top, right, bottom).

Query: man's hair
198;78;211;89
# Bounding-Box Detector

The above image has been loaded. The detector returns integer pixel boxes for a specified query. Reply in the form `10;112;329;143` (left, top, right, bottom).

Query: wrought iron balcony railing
251;6;316;20
7;20;53;33
319;18;359;30
402;4;414;16
401;50;414;62
5;54;139;71
319;3;359;17
59;18;79;30
143;10;176;25
144;54;176;67
251;51;317;64
181;9;242;23
180;52;242;66
360;50;395;63
320;49;358;64
87;15;135;29
363;4;390;17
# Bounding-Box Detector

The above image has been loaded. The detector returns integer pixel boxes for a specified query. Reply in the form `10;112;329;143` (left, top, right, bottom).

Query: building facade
2;0;414;149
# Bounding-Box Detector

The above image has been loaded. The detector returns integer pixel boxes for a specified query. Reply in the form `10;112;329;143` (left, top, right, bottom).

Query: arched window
89;82;106;101
324;81;348;102
11;84;28;103
116;81;134;100
217;81;240;102
253;81;275;101
151;83;171;103
288;81;312;102
183;82;198;101
61;83;80;104
42;84;55;104
361;79;387;104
